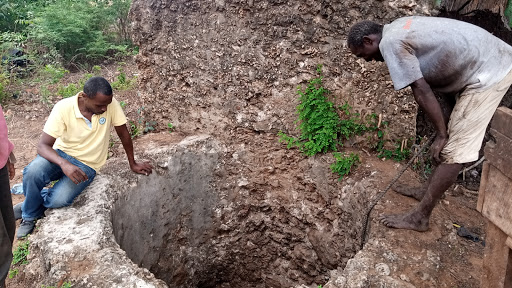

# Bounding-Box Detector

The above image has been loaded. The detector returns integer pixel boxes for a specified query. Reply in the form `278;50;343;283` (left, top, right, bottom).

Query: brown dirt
4;57;485;287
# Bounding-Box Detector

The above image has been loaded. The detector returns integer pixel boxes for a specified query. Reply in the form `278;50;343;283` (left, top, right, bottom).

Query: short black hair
83;76;113;98
347;20;383;48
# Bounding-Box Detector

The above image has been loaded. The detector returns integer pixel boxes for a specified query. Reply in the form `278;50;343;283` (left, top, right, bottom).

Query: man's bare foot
379;210;429;232
392;183;426;201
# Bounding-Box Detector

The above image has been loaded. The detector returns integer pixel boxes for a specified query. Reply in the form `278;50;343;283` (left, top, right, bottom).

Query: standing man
15;76;153;238
0;105;16;288
348;16;512;231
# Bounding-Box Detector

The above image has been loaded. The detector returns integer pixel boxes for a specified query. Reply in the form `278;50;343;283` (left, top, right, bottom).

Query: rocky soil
4;0;507;287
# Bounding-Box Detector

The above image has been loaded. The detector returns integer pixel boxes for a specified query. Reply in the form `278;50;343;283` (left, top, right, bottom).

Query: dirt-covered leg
380;163;461;231
392;182;427;201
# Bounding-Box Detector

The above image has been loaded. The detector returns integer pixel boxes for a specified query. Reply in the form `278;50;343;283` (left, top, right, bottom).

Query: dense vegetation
0;0;134;102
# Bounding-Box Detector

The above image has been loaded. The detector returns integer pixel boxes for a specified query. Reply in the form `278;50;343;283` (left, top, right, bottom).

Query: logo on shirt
99;117;106;125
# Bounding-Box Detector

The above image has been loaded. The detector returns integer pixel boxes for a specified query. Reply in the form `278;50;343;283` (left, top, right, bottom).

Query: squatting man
14;76;153;238
348;16;512;231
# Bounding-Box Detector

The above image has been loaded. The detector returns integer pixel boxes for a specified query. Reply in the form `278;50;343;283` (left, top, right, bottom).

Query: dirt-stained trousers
0;165;15;288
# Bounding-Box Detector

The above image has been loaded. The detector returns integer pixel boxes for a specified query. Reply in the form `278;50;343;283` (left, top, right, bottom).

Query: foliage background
0;0;133;102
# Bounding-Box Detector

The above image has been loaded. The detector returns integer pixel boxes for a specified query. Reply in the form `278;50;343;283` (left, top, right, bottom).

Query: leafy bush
278;75;341;156
27;0;133;64
279;66;378;156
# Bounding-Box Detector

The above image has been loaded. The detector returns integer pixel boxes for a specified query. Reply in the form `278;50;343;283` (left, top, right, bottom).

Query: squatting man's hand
61;161;89;185
130;161;154;176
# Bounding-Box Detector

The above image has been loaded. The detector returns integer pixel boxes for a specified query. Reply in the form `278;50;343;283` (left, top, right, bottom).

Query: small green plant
12;239;30;266
378;143;411;162
167;123;174;133
56;73;94;98
57;83;80;98
119;100;127;109
8;268;18;279
144;121;157;133
129;120;140;139
42;65;68;84
92;65;102;75
40;86;53;106
330;152;360;180
111;68;136;91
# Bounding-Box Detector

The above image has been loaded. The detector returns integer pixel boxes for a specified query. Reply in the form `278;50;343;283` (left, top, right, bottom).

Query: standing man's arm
114;124;153;175
410;78;449;163
37;132;89;184
7;152;15;180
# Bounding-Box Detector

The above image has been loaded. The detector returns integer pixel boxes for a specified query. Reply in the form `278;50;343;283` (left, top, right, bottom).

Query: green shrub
28;0;133;64
279;67;378;156
278;74;341;156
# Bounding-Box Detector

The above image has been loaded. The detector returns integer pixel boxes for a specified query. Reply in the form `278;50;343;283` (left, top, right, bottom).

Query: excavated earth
6;0;508;287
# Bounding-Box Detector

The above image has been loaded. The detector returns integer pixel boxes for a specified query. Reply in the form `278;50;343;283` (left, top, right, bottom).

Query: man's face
349;35;384;62
85;92;112;115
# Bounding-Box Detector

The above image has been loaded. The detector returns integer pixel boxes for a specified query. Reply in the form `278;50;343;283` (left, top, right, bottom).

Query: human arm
410;78;449;163
114;124;153;175
37;132;89;184
7;152;15;180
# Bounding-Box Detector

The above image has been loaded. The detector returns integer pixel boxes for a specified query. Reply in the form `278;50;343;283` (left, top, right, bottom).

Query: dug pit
111;136;221;287
109;133;378;287
18;133;380;288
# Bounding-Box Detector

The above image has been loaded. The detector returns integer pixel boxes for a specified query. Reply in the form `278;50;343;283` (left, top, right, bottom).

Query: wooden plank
485;129;512;180
481;220;511;288
477;161;490;213
490;107;512;140
481;165;512;237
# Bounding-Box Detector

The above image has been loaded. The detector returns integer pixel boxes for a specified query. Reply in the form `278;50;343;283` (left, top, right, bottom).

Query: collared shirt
0;106;14;168
43;93;127;171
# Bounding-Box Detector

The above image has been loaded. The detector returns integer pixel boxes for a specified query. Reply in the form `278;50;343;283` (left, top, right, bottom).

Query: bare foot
379;210;429;232
392;183;426;201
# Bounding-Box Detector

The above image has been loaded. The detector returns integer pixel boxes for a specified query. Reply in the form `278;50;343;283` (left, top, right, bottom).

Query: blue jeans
21;150;96;221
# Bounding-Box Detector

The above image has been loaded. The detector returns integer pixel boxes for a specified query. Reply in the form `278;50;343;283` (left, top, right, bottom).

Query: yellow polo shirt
43;93;127;171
